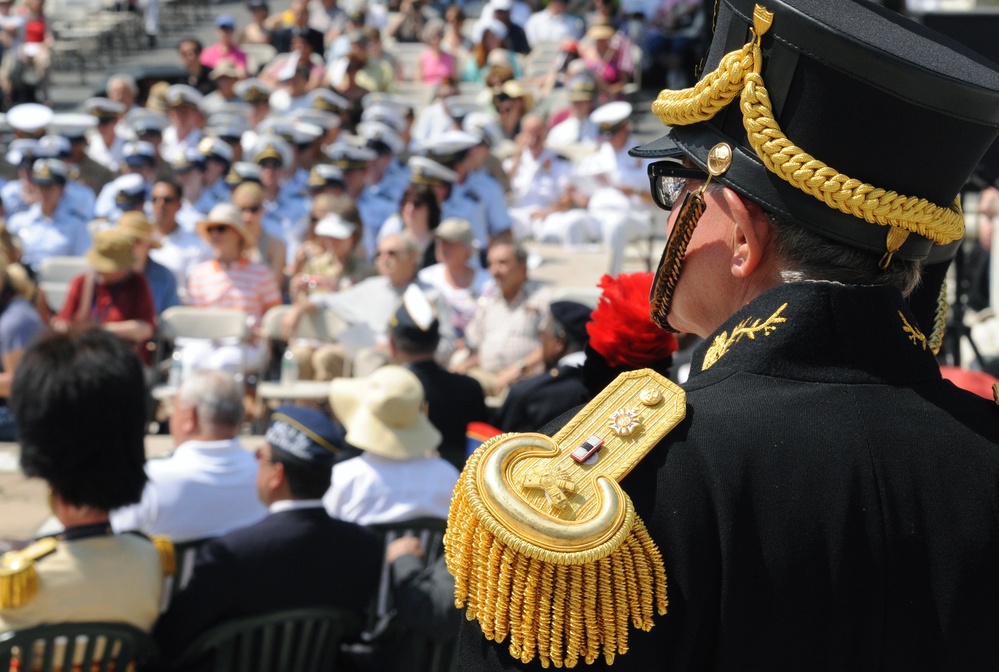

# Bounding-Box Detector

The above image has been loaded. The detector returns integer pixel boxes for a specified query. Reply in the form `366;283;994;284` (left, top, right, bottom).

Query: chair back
158;306;249;341
37;256;90;284
0;621;158;672
361;517;455;672
170;607;362;672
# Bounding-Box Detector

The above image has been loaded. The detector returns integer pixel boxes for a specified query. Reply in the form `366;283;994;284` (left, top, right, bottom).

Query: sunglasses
647;161;709;211
206;225;231;235
403;199;428;208
376;249;401;258
151;196;178;204
240;204;263;214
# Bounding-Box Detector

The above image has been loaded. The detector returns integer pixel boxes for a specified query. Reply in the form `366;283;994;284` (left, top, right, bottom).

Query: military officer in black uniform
494;300;592;433
450;1;999;670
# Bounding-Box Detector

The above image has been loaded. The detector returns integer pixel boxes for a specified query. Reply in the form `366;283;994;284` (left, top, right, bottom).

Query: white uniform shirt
323;452;459;525
546;116;599;149
524;9;583;47
148;225;212;299
110;438;268;543
506;148;571;211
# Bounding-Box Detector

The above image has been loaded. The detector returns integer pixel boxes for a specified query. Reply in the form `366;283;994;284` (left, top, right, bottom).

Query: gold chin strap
650;180;710;332
651;4;964;264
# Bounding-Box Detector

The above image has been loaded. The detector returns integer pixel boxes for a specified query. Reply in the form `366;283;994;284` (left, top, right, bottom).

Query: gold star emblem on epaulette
608;408;641;436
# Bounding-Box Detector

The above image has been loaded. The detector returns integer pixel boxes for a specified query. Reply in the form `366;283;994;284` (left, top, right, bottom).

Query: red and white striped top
187;258;282;325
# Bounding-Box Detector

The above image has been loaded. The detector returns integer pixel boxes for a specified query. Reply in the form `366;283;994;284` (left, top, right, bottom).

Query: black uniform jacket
154;506;383;660
407;359;488;471
493;362;590;433
457;281;999;671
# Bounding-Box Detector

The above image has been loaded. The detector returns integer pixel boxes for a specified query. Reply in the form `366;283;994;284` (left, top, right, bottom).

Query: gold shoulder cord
650;3;959;350
446;369;686;667
151;535;176;577
0;537;58;609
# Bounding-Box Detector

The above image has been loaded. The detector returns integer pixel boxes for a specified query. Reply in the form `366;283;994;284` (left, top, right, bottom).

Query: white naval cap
226;161;263;186
197;136;234;163
307;163;346;190
291;121;323;146
324;140;377;170
314;213;357;240
356;121;404;156
8;103;54;136
122;140;157;166
462;111;504;148
408;155;457;187
49;113;97;140
290;108;341;131
307;88;349;113
419;130;481;165
361;92;416;113
360;103;406;134
167;146;206;172
111;173;147;203
256;117;296;142
233;77;273;103
206;112;250;140
589;101;632;134
83;97;126;122
122;108;169;137
250;135;293;166
443;95;486;122
6;138;39;166
29;158;68;185
165;84;204;108
38;135;71;158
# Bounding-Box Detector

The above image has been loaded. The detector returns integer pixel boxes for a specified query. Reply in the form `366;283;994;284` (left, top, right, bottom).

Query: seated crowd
0;0;700;667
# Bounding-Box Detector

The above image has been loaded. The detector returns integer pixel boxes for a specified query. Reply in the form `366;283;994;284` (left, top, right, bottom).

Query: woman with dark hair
380;183;441;269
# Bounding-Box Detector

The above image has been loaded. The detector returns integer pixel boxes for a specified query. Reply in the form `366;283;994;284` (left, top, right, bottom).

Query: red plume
586;272;677;368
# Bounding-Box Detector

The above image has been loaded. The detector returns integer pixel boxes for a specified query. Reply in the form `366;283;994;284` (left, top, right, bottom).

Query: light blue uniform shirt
8;199;92;272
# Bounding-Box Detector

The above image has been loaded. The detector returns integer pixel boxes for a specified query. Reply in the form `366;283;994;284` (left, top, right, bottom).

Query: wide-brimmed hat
498;80;533;112
117;211;161;249
196;203;256;249
329;366;442;460
86;229;135;273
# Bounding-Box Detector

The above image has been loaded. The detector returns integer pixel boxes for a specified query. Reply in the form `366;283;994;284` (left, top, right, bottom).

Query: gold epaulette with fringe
151;535;176;577
446;369;686;667
0;537;58;609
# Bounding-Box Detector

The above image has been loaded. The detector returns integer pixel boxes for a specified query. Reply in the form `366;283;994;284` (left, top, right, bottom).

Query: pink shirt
200;43;249;72
419;48;456;85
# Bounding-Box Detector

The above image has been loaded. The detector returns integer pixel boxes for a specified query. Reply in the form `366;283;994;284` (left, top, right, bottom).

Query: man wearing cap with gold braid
448;0;999;669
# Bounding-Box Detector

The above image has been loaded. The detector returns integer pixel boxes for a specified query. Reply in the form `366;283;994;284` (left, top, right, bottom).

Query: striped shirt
465;281;550;372
187;258;282;326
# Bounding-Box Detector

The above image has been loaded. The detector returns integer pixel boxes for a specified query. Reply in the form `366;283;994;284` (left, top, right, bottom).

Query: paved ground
1;1;673;541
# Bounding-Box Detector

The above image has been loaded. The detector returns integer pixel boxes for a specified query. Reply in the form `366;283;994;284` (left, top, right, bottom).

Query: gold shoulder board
446;368;686;667
151;535;176;577
0;536;58;609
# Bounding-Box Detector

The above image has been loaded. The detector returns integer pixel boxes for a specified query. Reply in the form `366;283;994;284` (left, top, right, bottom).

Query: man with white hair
111;370;267;542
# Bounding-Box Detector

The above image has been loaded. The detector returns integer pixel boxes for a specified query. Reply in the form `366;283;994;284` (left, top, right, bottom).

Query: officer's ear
723;186;774;281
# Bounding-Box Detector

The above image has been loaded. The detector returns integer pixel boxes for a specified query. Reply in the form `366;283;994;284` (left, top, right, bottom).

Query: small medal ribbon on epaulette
445;368;686;667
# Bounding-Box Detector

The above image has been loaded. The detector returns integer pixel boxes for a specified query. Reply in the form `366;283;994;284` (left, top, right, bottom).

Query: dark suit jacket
407;359;487;471
270;26;325;57
458;282;999;671
493;363;589;433
154;506;383;660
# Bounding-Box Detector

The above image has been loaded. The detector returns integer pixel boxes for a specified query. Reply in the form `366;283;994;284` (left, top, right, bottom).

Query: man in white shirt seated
324;365;459;525
504;114;573;240
524;0;583;47
111;370;267;542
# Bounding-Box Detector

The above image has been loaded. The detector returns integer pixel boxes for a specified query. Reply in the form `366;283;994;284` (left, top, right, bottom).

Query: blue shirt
8;200;92;272
0;296;42;366
144;257;180;315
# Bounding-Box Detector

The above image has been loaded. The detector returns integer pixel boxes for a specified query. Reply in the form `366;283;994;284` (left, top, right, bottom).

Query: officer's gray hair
767;211;923;297
108;73;139;97
177;370;244;434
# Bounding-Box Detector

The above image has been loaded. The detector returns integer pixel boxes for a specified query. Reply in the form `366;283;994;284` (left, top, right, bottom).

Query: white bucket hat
329;366;442;460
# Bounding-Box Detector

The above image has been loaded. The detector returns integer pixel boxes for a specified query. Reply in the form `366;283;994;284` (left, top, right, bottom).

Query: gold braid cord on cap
650;4;964;262
446;369;686;667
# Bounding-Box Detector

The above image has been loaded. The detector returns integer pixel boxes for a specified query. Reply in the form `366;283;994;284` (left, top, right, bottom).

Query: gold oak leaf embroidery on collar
899;311;927;350
702;303;789;370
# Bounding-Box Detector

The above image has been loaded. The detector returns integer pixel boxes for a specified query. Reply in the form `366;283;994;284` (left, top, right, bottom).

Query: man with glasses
148;178;211;299
453;0;999;669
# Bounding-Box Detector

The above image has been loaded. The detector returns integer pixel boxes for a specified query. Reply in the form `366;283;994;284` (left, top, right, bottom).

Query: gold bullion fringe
446;484;668;668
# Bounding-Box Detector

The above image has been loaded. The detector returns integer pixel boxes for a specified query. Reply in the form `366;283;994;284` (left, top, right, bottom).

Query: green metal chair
168;607;363;672
0;621;159;672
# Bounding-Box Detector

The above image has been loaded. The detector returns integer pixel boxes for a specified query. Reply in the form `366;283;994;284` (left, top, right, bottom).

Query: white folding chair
37;256;89;284
150;307;251;401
